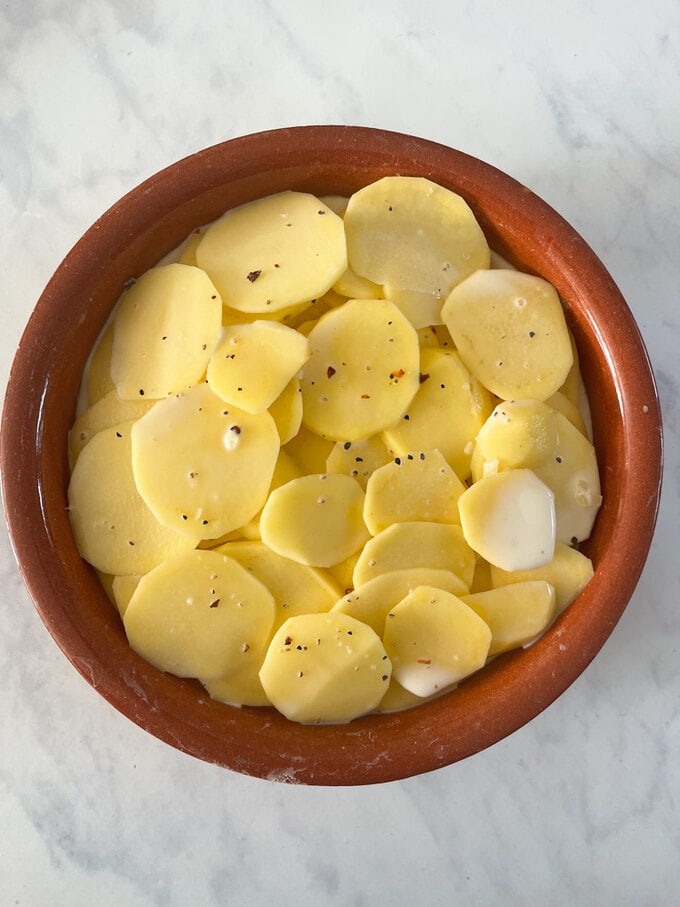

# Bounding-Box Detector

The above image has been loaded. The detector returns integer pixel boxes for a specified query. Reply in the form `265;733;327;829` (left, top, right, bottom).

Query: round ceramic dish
0;126;663;785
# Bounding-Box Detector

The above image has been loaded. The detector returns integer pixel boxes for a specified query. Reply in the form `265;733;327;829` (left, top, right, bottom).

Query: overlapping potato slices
68;178;601;725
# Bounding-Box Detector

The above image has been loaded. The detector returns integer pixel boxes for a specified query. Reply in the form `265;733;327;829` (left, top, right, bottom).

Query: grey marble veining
1;1;678;904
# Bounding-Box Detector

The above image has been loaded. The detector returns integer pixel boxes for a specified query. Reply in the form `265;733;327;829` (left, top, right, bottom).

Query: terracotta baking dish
0;126;662;784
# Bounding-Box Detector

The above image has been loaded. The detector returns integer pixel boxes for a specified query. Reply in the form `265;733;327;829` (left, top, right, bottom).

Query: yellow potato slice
85;321;115;407
282;425;335;475
383;586;491;697
207;320;310;414
300;298;420;441
559;329;582;408
458;469;556;572
110;263;222;400
363;448;466;535
462;580;557;656
325;550;361;595
374;676;453;713
131;382;280;540
258;612;391;723
123;549;275;680
344;176;490;328
67;421;196;575
268;377;303;445
490;542;595;612
382;348;493;481
532;412;602;544
441;269;573;401
177;228;204;266
202;654;272;708
69;388;155;468
325;435;393;490
331;567;469;636
196;191;347;314
333;266;382;300
470;399;560;482
353;521;476;588
215;539;340;632
111;574;142;617
545;389;587;436
259;474;369;568
319;194;348;217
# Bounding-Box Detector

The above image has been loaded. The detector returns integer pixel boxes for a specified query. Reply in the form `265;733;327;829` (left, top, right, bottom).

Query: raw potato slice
363;448;466;535
283;425;335;475
202;653;272;708
490;542;595;612
69;388;155;467
196;191;347;313
383;586;491;697
333;266;382;300
216;540;341;632
319;194;348;217
268;377;303;445
177;229;204;266
325;435;392;490
123;549;275;680
462;580;557;656
259;474;369;568
300;298;420;441
545;390;587;436
441;269;573;401
375;677;453;713
353;521;476;588
458;469;556;572
331;567;469;636
207;321;310;414
532;412;602;545
67;421;196;575
382;348;493;481
111;574;142;617
470;400;560;482
131;382;280;540
258;612;391;723
85;321;115;407
111;263;222;400
344;176;490;328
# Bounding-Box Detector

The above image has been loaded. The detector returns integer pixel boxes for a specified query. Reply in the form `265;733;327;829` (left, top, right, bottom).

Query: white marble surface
1;1;678;904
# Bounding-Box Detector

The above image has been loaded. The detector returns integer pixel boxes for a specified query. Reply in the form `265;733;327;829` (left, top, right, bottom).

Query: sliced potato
131;382;280;540
470;399;560;482
300;298;420;441
331;567;469;636
215;539;340;632
67;421;196;575
111;574;142;617
202;654;272;708
333;266;382;300
123;549;275;680
325;435;392;490
363;448;465;535
458;469;556;572
268;377;303;445
283;425;335;475
69;388;155;468
207;320;310;414
441;269;573;401
383;586;491;697
259;474;369;568
111;263;222;400
85;321;115;407
258;612;391;723
490;542;595;612
353;521;476;588
462;580;557;656
344;176;490;328
382;348;493;481
196;191;347;313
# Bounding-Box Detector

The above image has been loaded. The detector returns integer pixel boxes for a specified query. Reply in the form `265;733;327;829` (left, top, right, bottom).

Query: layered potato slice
344;176;490;328
196;191;347;314
300;298;420;442
131;382;280;541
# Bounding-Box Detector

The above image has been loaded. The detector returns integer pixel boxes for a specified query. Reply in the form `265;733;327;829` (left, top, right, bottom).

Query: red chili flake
344;587;353;595
327;366;336;378
360;393;370;399
417;658;431;665
391;368;405;379
284;636;293;645
419;373;430;384
210;599;220;608
247;270;262;282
